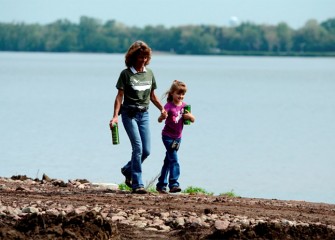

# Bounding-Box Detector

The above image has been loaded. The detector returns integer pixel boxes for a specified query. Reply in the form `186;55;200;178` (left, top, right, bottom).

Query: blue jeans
121;110;150;189
156;135;181;190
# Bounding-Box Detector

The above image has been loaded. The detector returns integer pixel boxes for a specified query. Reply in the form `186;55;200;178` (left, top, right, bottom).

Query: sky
0;0;334;29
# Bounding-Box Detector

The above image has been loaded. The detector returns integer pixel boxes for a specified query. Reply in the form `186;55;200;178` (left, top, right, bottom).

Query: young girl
156;80;195;193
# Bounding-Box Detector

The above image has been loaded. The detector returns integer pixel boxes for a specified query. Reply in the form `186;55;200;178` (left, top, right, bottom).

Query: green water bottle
111;123;120;145
183;105;191;125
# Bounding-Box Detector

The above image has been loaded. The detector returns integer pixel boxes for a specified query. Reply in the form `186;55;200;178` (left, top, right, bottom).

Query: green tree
1;17;335;55
262;25;279;52
176;25;217;54
103;20;137;52
293;19;330;52
321;18;335;35
320;18;335;51
235;22;265;51
44;19;78;52
276;22;293;52
78;16;105;52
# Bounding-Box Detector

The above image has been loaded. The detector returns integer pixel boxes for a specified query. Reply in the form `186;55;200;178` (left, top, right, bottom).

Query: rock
22;207;39;214
160;212;170;219
214;220;230;230
92;183;119;190
42;173;52;182
11;175;29;181
15;186;28;191
46;209;60;216
111;215;126;221
159;225;171;231
74;206;88;215
175;217;185;227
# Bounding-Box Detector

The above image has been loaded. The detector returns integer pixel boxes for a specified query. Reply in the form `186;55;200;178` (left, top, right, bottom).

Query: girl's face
172;90;185;105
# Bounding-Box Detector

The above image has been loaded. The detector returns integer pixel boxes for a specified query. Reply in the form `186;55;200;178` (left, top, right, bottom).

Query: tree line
1;16;335;56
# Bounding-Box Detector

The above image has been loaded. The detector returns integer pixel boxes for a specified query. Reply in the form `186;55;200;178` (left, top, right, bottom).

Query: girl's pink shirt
162;102;186;138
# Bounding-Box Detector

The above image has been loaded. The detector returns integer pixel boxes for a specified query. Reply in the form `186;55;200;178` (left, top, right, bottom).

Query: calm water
1;52;335;203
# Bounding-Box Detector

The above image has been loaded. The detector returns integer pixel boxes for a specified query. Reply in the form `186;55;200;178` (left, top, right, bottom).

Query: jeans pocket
171;140;180;150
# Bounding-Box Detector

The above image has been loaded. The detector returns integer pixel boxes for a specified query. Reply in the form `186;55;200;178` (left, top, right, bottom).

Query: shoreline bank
1;175;335;239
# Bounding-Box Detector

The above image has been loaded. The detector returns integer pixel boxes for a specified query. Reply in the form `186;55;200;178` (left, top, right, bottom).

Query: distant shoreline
1;50;335;57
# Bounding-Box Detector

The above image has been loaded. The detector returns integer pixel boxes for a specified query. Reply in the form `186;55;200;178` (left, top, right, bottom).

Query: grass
118;183;131;191
219;189;240;198
118;175;239;197
182;186;214;195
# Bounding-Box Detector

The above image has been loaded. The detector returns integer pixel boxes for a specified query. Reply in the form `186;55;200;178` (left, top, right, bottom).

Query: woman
110;40;167;194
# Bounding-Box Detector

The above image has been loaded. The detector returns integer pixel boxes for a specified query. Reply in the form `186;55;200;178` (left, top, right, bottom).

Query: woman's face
135;54;148;67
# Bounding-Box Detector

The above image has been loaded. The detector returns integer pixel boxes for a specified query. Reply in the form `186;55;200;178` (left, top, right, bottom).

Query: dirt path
1;175;335;239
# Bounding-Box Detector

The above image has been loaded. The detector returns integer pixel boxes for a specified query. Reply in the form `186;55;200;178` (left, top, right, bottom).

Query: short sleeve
116;70;126;90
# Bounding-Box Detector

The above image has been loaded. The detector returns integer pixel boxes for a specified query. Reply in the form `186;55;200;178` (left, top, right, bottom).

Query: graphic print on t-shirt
130;75;152;91
173;108;183;123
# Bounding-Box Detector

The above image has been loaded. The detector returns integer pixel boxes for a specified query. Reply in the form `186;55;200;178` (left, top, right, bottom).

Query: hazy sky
0;0;334;29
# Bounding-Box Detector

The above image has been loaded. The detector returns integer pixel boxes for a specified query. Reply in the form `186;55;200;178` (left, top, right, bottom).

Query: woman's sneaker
121;168;132;188
132;187;147;194
169;186;181;193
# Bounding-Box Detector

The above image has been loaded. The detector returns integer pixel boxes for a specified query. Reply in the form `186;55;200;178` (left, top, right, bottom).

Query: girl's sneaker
169;186;181;193
156;187;168;194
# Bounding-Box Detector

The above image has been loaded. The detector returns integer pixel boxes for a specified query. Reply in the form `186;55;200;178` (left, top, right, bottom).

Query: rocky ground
1;175;335;240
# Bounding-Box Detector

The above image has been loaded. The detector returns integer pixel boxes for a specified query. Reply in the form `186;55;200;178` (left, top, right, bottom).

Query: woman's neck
134;64;144;72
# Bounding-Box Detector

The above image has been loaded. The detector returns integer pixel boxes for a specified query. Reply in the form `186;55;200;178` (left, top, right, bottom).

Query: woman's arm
150;89;166;114
151;89;167;122
110;89;124;127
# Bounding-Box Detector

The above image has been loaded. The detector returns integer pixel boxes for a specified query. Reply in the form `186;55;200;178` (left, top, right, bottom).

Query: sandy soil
1;175;335;239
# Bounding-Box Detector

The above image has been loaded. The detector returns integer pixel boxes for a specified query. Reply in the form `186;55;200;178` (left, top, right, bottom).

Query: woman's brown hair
125;40;152;67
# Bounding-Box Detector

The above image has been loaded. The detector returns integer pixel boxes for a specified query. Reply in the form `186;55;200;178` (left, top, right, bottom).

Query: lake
1;52;334;203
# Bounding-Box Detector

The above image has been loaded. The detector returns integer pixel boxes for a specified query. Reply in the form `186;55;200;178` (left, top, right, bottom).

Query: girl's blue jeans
121;110;150;189
156;135;181;190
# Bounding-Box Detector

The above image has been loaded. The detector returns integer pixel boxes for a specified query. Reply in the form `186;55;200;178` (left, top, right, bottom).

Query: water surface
1;52;334;203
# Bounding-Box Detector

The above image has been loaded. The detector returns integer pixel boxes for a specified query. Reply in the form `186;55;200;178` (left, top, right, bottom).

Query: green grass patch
119;181;239;197
219;189;240;198
118;183;131;191
182;186;214;195
118;182;158;193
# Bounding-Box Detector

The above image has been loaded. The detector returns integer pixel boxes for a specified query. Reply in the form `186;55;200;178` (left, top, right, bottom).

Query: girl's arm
183;112;195;123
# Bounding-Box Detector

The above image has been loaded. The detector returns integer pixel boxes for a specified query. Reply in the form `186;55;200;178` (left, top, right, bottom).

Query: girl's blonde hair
125;40;152;67
164;80;187;102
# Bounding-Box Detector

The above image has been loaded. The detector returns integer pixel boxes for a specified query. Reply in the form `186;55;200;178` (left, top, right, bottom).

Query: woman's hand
109;117;118;129
161;109;167;118
158;110;168;123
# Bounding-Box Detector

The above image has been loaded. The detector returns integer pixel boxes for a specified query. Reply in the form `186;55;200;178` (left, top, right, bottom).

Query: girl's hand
161;109;167;117
183;112;195;123
158;111;168;123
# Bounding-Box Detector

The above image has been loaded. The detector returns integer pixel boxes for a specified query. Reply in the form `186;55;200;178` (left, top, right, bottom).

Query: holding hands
158;109;168;123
